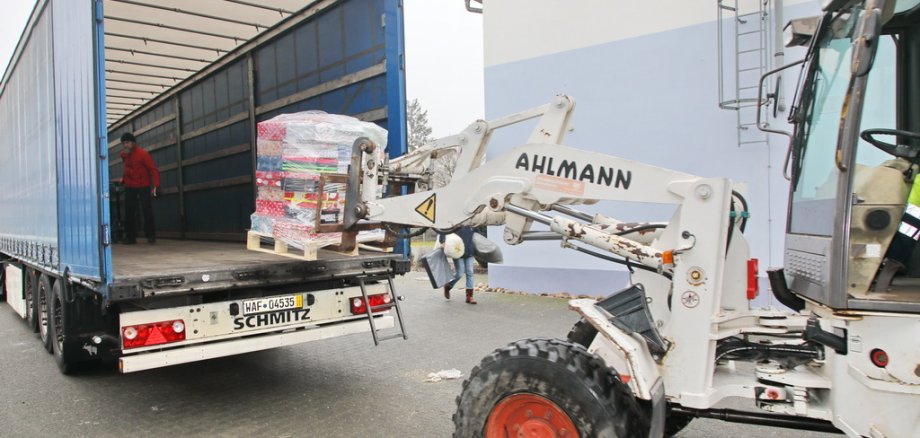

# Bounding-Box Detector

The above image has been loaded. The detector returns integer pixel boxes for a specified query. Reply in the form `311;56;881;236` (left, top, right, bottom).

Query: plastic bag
443;233;465;259
473;233;503;264
425;369;463;383
421;248;454;288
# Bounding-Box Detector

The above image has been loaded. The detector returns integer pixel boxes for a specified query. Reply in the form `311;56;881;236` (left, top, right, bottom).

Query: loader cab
784;0;920;312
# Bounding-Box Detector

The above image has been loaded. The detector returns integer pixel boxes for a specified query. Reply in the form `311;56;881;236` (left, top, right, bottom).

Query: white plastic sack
443;233;465;259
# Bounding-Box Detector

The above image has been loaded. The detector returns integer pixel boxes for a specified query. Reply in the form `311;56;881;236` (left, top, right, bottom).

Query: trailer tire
453;338;647;438
24;268;39;332
50;280;82;374
38;275;53;353
566;319;695;437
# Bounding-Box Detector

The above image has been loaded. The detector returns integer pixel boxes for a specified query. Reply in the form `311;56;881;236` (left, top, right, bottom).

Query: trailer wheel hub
485;393;578;437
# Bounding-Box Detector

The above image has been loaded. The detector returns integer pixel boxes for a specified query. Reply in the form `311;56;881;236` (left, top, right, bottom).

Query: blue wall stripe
95;0;112;287
53;0;103;280
384;0;408;256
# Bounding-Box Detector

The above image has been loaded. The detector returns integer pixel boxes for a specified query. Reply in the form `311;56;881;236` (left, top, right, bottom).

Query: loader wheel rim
485;393;578;438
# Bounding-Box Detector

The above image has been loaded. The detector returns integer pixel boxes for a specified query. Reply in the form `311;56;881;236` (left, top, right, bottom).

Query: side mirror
757;59;807;181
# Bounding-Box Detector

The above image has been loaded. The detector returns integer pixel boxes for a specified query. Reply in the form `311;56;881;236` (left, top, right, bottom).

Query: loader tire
453;338;647;438
565;319;695;437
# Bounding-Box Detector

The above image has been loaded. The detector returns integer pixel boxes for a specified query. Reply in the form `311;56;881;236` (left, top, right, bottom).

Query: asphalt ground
0;273;839;437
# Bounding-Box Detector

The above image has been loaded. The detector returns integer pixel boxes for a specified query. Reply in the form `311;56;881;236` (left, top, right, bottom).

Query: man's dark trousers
124;187;155;243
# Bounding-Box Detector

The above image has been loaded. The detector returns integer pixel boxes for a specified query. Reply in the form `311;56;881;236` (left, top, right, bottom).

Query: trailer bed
109;239;407;302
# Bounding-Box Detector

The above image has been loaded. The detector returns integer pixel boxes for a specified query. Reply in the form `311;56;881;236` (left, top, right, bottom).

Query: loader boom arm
352;95;742;274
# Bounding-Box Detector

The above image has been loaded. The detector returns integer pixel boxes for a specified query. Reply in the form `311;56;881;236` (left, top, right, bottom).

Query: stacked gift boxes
252;111;387;248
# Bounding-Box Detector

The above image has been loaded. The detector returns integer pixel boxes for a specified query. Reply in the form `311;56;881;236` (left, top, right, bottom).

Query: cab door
784;2;917;311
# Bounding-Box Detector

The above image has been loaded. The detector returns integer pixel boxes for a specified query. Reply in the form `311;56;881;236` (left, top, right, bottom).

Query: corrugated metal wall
108;0;406;242
53;0;106;280
0;1;60;270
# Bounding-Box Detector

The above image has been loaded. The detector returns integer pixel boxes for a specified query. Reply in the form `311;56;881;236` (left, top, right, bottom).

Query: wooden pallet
246;231;328;261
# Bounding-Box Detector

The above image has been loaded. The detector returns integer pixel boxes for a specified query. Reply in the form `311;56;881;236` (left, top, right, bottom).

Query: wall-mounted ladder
718;0;772;146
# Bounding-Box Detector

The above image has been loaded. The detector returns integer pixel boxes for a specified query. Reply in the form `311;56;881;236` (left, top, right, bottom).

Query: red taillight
350;293;393;315
870;348;889;368
122;319;186;349
747;258;759;300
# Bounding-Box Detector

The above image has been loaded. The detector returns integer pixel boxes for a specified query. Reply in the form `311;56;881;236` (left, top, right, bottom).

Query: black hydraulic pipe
670;406;842;434
614;223;666;236
766;268;805;311
732;190;750;233
805;316;848;355
570;244;664;277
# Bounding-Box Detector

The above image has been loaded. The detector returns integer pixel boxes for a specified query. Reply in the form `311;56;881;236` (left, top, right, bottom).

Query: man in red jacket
120;132;159;244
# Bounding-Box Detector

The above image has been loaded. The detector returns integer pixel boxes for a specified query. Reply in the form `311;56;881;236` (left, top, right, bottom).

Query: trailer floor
108;239;402;301
111;239;352;279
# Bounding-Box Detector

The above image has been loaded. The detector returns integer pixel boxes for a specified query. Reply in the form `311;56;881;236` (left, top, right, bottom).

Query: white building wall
482;0;821;298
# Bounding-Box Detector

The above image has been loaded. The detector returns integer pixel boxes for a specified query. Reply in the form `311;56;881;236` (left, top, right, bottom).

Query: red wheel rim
485;393;578;438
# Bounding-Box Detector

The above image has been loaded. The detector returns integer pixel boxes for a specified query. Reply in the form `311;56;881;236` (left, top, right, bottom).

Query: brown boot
465;289;477;304
444;284;451;299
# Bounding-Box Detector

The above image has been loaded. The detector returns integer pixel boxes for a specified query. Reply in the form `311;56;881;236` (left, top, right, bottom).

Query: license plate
243;294;303;315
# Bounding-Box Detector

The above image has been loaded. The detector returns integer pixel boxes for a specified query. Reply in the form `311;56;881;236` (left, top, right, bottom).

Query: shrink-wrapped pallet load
251;111;387;250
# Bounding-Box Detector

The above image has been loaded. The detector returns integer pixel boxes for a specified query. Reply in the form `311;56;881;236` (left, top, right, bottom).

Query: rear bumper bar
118;316;394;373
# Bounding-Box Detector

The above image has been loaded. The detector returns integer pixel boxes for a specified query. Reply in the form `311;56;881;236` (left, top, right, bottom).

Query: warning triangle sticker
415;193;436;223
